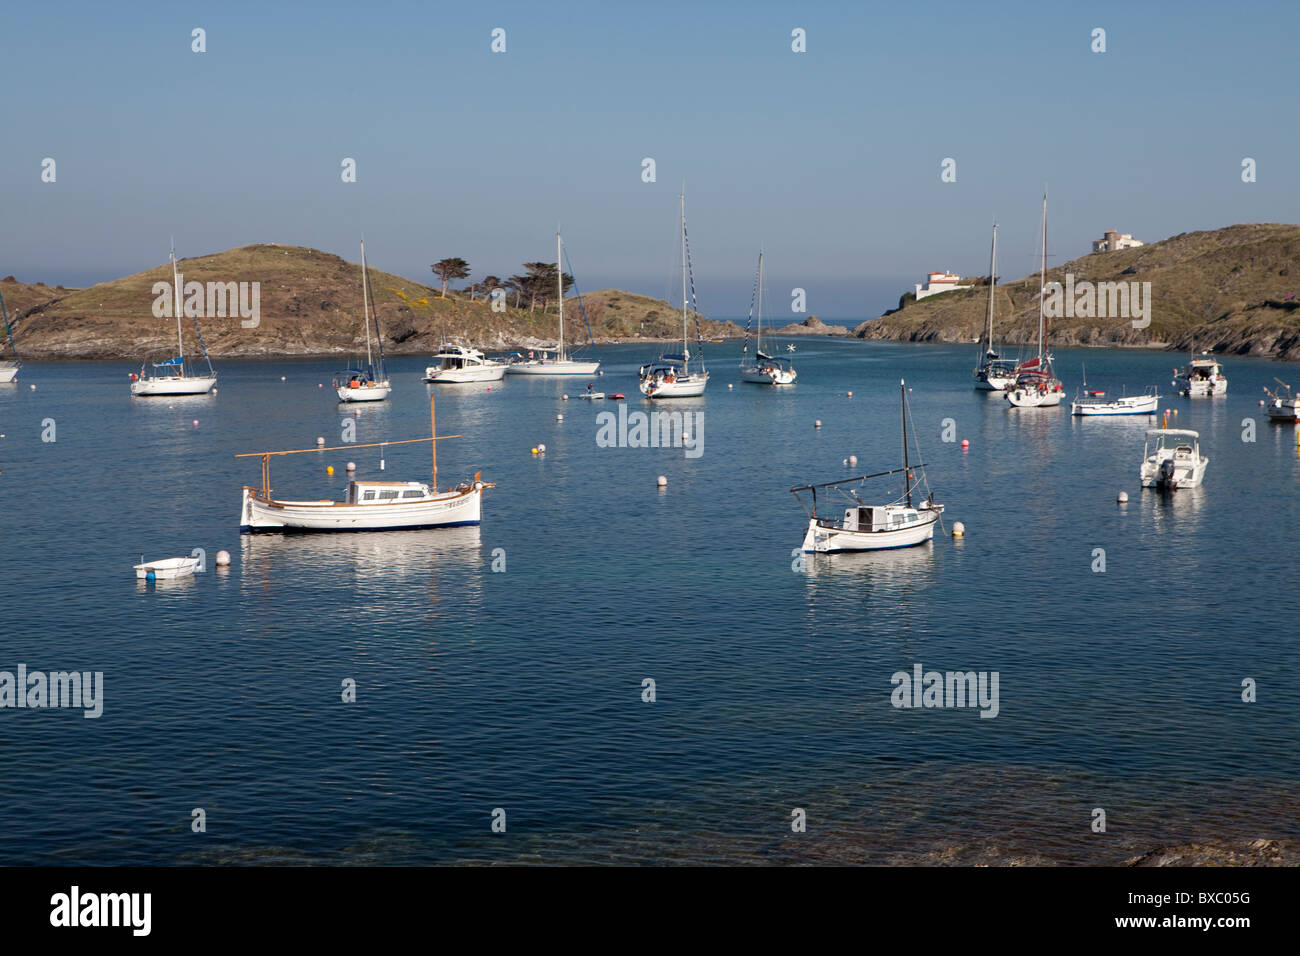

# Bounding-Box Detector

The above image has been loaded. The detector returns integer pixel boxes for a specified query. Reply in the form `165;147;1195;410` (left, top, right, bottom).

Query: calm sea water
1;339;1297;865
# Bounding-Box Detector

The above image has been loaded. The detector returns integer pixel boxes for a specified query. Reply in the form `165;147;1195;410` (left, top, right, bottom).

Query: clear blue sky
2;0;1296;317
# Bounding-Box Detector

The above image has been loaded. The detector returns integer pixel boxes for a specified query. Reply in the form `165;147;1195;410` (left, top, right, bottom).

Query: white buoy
192;419;199;427
29;384;35;390
1118;491;1129;503
562;394;569;401
814;420;822;429
952;521;965;537
728;383;733;390
537;443;546;453
849;455;858;467
657;475;667;487
847;391;853;398
281;376;286;381
316;437;325;445
346;461;356;472
556;414;564;421
842;458;847;466
215;550;231;566
1259;399;1265;406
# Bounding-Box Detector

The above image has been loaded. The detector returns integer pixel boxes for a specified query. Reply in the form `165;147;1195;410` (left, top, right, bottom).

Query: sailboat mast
1037;191;1047;365
901;379;912;508
171;244;184;361
985;224;997;352
361;240;373;369
680;192;688;361
756;249;764;353
430;393;437;492
556;231;565;362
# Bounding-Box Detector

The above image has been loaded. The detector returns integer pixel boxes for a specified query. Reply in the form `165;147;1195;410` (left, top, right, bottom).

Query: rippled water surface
1;340;1297;864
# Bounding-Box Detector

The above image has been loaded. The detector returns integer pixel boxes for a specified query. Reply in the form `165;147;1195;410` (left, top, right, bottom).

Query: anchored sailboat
130;245;217;396
973;224;1016;391
792;380;944;552
0;289;20;383
506;232;600;375
1006;192;1064;408
640;193;709;398
237;394;491;533
739;250;795;385
334;240;391;402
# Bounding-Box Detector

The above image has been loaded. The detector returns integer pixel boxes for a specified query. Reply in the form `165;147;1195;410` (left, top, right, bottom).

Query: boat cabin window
378;490;399;500
362;490;377;501
401;489;424;499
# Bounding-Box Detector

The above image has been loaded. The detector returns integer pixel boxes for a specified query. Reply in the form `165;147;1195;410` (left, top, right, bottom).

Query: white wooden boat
134;556;200;579
334;240;391;402
237;395;491;533
1140;428;1208;490
131;245;217;396
973;224;1017;390
1264;380;1299;421
739;250;796;385
1174;354;1227;396
640;193;709;399
0;290;20;382
1072;387;1159;416
506;232;601;376
793;380;944;553
1006;194;1064;408
424;344;506;383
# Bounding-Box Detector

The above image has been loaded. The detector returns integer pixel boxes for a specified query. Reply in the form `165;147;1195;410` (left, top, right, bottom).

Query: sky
2;0;1297;318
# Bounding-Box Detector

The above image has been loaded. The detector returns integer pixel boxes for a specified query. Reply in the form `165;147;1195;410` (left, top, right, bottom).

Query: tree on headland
477;275;504;304
517;262;573;311
431;258;470;298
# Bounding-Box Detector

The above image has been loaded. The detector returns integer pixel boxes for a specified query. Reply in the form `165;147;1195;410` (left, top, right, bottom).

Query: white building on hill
1092;229;1144;253
914;271;971;301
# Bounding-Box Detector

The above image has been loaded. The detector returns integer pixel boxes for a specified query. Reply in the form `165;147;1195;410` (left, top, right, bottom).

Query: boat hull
134;557;200;579
801;511;941;553
131;376;217;396
1072;395;1159;415
1140;459;1208;490
1007;387;1063;407
506;361;600;376
0;364;19;384
240;483;484;533
424;365;505;383
336;383;391;402
640;374;708;398
1177;378;1227;397
740;365;796;385
1266;400;1300;422
975;375;1015;391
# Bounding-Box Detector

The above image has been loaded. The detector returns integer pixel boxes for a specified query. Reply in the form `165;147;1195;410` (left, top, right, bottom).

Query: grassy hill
855;223;1300;360
5;243;742;360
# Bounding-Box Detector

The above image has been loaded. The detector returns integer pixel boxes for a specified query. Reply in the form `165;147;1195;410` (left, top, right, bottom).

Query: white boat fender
952;522;965;537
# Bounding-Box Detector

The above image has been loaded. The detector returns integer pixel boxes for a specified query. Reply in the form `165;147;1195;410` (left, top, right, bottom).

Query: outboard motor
1159;458;1177;489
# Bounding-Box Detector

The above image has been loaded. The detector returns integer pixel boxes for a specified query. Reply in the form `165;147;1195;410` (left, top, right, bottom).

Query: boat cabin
434;346;489;369
1145;429;1200;460
837;504;924;532
346;481;433;505
1185;359;1223;381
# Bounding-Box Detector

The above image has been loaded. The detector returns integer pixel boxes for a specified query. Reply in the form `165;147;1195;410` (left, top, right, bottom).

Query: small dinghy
609;393;626;400
579;391;606;400
134;556;200;580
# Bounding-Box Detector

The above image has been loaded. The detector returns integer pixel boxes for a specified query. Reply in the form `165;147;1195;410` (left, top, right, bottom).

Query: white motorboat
739;250;796;386
134;556;200;580
1140;428;1208;491
334;240;391;403
0;290;20;383
793;380;944;553
424;344;507;383
1265;380;1300;422
1006;193;1063;408
238;395;491;533
130;245;217;396
973;223;1017;391
640;193;709;399
506;232;601;376
1174;353;1227;397
1072;387;1159;416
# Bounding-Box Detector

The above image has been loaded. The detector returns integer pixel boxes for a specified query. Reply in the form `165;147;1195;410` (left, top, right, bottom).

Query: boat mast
556;230;565;362
985;223;997;356
430;393;437;492
360;240;374;372
1037;190;1047;367
901;379;912;508
680;192;688;366
756;249;765;355
171;241;184;362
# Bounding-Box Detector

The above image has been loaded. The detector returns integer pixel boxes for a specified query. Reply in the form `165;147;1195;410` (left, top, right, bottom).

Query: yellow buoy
531;447;538;455
326;465;334;475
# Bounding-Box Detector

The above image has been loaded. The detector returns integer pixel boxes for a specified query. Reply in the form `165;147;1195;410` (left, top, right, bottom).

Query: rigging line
0;291;17;358
365;261;386;374
681;217;706;355
561;245;600;361
186;301;215;375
